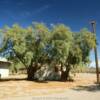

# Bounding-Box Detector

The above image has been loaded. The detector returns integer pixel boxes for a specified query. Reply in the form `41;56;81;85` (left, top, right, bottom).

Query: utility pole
90;20;99;84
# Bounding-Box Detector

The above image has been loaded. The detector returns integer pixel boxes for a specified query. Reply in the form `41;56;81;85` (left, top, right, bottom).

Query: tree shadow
0;78;74;83
0;78;49;83
72;84;100;92
34;80;48;83
0;78;27;82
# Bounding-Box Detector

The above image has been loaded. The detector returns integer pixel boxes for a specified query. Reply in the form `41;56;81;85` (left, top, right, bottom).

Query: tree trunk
61;71;66;81
27;66;35;80
54;66;59;72
65;66;70;81
27;63;41;80
27;63;38;80
61;64;66;81
61;64;71;81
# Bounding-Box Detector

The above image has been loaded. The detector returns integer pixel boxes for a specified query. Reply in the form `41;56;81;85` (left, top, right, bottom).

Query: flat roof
0;60;12;65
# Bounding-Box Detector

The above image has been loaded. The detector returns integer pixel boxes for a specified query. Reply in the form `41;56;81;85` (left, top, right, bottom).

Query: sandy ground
0;73;100;100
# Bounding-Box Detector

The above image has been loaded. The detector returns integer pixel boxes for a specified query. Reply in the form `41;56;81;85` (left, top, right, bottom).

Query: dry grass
0;73;97;99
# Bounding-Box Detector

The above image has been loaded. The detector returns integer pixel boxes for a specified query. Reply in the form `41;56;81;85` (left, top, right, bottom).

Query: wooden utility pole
91;20;99;84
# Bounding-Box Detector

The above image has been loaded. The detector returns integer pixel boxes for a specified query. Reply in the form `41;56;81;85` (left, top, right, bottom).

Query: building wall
0;63;10;78
0;68;9;78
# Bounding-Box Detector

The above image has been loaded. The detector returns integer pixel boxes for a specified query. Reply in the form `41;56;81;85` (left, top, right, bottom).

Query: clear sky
0;0;100;66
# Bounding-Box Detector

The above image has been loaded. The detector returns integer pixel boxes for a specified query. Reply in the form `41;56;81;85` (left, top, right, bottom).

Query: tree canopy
0;23;96;81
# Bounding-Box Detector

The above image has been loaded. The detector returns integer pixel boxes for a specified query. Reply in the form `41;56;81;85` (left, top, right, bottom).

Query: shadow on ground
0;78;27;82
0;78;49;83
72;84;100;92
0;77;74;83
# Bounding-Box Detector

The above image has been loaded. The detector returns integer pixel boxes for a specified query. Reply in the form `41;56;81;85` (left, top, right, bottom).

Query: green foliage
0;23;96;80
50;24;73;64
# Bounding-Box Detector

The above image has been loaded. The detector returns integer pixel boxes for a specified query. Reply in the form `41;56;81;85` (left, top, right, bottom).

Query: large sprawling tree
0;23;96;81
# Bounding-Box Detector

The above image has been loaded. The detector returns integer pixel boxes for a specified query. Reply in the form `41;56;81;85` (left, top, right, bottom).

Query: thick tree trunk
61;71;67;81
27;63;38;80
27;63;41;80
65;67;70;81
27;66;35;80
61;64;71;81
54;66;59;72
61;64;66;81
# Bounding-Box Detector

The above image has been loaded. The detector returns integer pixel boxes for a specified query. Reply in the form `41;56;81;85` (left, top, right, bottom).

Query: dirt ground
0;73;100;100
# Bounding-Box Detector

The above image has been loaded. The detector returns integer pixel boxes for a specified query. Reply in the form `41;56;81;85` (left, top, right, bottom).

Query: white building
0;57;11;78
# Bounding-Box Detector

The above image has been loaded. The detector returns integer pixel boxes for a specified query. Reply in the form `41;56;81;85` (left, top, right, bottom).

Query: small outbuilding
0;57;11;78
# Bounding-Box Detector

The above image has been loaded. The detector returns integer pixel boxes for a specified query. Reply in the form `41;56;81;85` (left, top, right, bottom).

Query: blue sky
0;0;100;66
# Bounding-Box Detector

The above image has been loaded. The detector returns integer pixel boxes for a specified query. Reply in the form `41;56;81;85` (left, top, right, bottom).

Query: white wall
0;68;9;78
